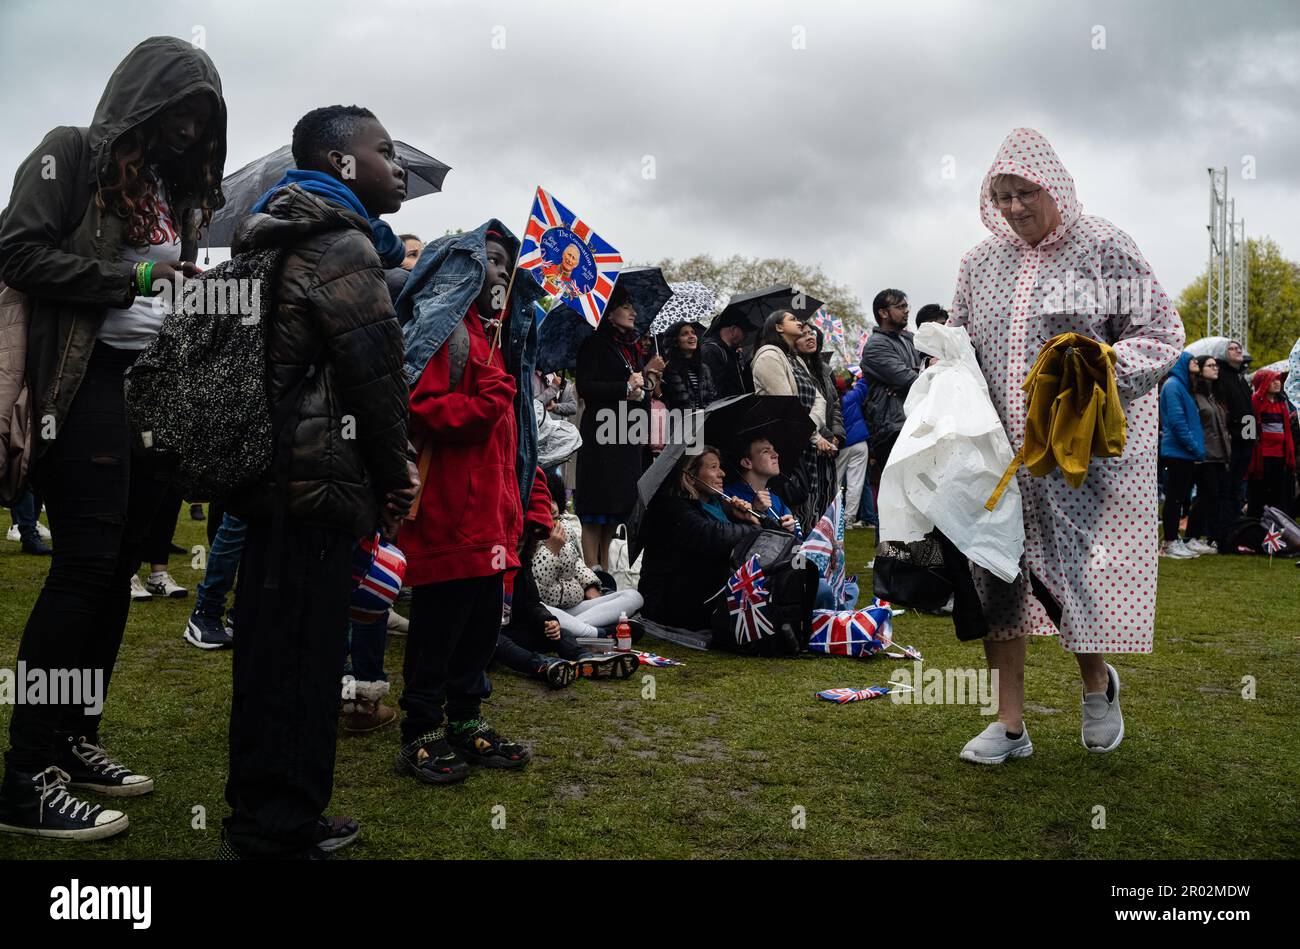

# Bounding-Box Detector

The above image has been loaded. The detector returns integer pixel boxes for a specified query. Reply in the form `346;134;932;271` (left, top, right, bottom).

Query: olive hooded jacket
0;37;226;459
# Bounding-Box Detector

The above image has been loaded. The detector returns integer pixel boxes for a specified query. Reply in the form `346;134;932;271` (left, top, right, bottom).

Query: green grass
1;509;1297;860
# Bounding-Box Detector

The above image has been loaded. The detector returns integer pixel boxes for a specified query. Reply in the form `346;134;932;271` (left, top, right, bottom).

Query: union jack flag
799;489;843;580
808;608;887;657
518;187;623;329
855;329;870;362
350;535;407;625
1263;524;1285;555
634;651;685;667
816;685;893;704
809;306;830;333
726;554;775;645
829;315;846;353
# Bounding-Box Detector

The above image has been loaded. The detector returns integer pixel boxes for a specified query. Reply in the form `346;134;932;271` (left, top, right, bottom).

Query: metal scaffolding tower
1206;167;1249;351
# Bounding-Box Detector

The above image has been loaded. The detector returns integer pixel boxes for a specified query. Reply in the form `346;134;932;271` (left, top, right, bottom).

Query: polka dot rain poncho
949;128;1185;653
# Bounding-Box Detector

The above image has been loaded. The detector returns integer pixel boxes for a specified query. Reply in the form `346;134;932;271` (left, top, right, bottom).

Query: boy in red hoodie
395;232;550;784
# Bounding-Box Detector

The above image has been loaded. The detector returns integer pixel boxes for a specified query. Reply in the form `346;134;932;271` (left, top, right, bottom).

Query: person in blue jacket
838;373;873;527
1159;351;1206;559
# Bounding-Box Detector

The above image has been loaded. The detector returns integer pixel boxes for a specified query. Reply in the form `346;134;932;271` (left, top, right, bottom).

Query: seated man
725;436;858;612
724;436;799;532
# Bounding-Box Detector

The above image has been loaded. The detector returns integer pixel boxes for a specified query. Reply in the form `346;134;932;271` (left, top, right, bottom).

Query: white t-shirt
98;170;182;350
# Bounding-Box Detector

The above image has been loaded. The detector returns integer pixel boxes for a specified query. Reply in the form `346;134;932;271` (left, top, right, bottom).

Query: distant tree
1179;236;1300;366
643;253;866;335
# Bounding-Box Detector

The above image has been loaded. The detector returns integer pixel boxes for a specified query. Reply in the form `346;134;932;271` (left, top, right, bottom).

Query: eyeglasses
992;188;1043;208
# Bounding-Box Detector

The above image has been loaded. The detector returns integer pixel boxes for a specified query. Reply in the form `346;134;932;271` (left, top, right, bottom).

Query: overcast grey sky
3;0;1298;319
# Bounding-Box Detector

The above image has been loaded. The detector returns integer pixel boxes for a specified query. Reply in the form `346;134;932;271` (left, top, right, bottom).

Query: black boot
0;765;129;840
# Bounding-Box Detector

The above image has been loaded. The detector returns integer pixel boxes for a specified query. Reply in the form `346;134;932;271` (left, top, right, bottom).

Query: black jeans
224;519;352;859
400;574;503;743
1161;457;1196;542
1187;461;1228;542
1247;457;1296;518
5;343;170;773
494;624;584;677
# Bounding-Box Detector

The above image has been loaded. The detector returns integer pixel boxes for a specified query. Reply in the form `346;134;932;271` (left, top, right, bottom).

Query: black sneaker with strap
0;766;129;840
447;718;531;770
58;735;155;797
394;728;469;785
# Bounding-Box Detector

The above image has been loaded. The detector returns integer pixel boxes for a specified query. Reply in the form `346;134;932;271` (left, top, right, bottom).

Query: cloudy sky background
3;0;1298;323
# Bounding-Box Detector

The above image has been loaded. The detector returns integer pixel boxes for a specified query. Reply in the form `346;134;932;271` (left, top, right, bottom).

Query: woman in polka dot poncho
949;128;1184;765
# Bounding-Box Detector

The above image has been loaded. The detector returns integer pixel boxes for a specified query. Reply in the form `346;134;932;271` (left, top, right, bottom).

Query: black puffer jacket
661;353;718;410
638;494;758;630
228;185;409;537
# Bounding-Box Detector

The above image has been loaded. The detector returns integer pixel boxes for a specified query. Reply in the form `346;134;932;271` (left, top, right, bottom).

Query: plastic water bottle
615;612;632;652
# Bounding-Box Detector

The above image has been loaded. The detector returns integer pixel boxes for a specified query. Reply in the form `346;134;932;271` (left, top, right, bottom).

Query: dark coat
700;333;750;399
1220;366;1256;447
575;327;651;517
637;494;758;630
0;37;227;461
860;328;920;450
811;357;845;443
660;353;718;410
228;186;409;538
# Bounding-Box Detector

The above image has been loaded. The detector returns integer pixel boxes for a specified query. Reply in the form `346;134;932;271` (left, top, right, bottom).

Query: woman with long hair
636;446;760;632
0;37;226;841
750;310;838;526
796;323;845;518
1186;355;1233;551
659;320;717;411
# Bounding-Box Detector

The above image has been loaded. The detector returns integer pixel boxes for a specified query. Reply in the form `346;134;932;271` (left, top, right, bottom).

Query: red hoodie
1248;369;1295;476
399;303;551;585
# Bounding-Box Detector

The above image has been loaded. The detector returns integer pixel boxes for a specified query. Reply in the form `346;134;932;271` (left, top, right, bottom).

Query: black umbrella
715;284;825;331
624;394;813;562
205;141;451;247
536;266;673;373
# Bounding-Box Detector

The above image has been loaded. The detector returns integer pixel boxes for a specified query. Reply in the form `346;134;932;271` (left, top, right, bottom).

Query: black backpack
124;248;284;500
710;528;818;656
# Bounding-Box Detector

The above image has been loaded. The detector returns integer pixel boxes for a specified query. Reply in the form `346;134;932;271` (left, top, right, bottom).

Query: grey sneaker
1185;538;1217;555
1160;540;1195;559
1082;663;1124;753
959;722;1033;764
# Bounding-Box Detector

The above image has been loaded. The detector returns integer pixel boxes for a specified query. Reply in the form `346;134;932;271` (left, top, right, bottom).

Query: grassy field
1;507;1297;860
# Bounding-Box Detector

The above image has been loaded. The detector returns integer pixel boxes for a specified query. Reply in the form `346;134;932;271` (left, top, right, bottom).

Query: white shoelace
73;740;131;780
35;767;100;823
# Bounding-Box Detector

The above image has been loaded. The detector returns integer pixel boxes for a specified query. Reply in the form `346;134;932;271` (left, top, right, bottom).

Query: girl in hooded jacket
0;37;226;842
1246;368;1296;518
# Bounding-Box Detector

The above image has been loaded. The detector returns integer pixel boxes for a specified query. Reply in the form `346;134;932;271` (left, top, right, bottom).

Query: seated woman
534;497;646;641
637;446;761;631
495;530;640;689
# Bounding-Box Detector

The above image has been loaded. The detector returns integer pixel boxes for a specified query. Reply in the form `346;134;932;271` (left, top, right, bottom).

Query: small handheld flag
1263;524;1284;561
517;187;623;329
634;650;685;668
726;554;775;645
816;685;899;704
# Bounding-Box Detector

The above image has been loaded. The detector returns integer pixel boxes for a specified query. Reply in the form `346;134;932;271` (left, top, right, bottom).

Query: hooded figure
950;128;1184;656
1247;368;1296;478
0;37;226;455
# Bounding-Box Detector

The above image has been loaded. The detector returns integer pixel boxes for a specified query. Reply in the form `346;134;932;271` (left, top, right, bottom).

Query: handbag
872;531;953;612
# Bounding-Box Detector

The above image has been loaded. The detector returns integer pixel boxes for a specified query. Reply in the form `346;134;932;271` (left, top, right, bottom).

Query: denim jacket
396;219;546;512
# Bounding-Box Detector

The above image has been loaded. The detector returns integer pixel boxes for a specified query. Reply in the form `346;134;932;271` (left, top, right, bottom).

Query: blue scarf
251;168;405;268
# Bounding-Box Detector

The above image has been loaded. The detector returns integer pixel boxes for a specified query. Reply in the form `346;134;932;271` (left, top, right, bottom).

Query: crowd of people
1;38;1297;856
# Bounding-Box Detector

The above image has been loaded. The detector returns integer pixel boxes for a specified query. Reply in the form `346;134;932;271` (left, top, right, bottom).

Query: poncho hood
980;128;1079;249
